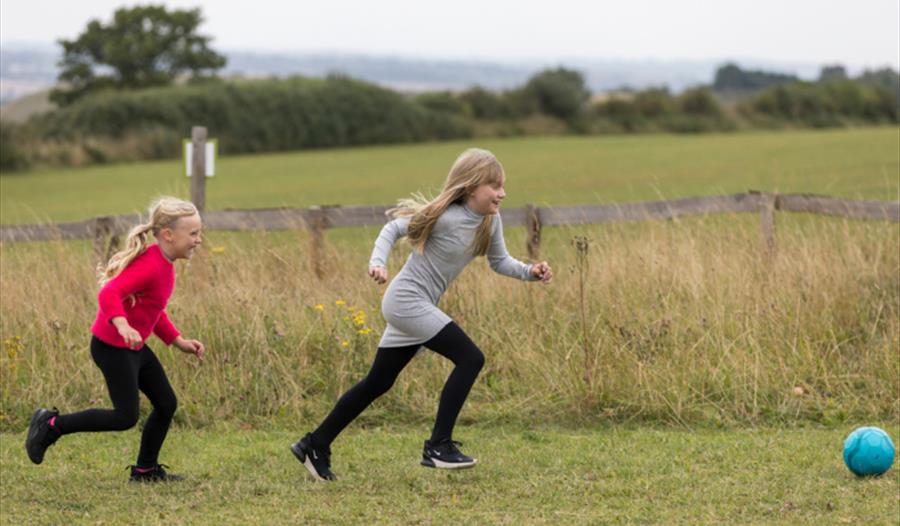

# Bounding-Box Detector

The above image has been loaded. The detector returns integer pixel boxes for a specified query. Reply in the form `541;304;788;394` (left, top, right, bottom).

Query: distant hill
221;52;729;93
0;89;53;122
0;42;827;107
0;45;58;105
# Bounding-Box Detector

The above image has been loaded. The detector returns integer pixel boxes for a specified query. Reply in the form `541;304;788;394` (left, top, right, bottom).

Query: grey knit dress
369;203;537;349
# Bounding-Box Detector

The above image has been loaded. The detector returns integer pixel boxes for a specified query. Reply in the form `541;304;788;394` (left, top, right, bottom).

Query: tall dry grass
1;214;897;431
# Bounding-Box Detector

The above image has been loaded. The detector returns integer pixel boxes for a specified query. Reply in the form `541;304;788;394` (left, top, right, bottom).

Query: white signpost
185;126;213;213
184;140;216;177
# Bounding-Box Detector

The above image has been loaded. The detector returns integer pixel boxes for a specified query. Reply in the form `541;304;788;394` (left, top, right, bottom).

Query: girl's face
466;180;506;215
160;213;203;260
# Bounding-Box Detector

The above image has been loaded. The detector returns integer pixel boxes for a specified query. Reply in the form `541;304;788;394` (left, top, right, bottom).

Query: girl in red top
25;197;206;482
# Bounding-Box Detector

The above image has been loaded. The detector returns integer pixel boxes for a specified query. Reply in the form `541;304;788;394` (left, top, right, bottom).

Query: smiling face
466;179;506;215
159;213;203;260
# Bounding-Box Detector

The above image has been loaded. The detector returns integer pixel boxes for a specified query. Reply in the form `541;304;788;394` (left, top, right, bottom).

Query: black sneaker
421;438;477;469
291;433;336;481
128;464;184;483
25;407;61;465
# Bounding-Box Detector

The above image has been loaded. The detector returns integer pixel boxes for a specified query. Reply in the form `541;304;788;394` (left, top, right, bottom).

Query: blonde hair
98;196;198;286
389;148;505;257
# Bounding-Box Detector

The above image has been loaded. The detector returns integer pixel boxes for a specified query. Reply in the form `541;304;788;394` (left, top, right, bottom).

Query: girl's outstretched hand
531;261;553;284
174;336;205;362
368;266;388;284
112;317;143;350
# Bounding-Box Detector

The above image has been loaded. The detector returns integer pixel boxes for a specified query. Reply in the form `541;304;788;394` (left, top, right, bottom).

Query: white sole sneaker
290;442;329;481
421;457;477;469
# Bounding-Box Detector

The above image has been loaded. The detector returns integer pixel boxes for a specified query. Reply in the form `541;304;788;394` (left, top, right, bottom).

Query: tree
678;88;722;116
459;86;512;119
819;65;848;83
713;63;797;93
0;121;31;172
51;5;226;106
855;68;900;92
523;68;591;121
632;88;675;117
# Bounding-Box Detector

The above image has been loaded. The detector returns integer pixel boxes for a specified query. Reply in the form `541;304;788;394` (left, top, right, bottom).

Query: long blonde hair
389;148;505;257
98;197;198;286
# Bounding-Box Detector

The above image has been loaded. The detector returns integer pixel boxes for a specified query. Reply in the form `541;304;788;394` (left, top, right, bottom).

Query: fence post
106;230;121;261
92;216;114;263
756;191;777;259
525;203;542;261
308;206;328;279
191;126;207;213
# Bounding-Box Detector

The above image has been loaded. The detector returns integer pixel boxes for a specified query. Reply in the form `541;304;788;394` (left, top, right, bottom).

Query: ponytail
97;222;154;286
97;196;198;286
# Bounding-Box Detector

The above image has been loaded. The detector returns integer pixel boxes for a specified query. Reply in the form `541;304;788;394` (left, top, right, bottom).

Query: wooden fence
7;126;896;277
2;192;897;278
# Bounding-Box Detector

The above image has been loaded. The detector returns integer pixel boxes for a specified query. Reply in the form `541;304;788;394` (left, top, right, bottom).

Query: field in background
1;127;898;224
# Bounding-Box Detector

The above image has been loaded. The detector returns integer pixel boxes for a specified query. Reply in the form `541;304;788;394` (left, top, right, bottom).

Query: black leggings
311;322;485;448
54;336;178;467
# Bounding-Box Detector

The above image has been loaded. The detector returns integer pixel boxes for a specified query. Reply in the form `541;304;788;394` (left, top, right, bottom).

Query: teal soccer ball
843;426;895;477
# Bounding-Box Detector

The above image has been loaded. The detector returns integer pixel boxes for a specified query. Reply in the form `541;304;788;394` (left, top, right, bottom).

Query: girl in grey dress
292;148;553;480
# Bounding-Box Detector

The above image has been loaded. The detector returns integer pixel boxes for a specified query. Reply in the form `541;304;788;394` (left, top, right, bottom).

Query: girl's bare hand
114;320;143;350
368;266;388;284
174;337;205;362
531;261;553;284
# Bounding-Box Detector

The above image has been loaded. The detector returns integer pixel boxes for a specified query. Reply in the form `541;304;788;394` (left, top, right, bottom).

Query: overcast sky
2;0;898;68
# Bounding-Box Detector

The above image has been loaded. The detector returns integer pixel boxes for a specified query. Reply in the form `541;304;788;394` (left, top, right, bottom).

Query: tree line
1;5;897;172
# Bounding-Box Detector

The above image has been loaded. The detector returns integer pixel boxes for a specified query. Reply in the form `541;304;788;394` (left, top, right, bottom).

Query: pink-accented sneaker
25;408;61;465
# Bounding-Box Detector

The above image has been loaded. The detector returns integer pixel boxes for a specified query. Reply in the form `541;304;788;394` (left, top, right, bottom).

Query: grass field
1;127;898;224
2;424;898;525
1;128;898;524
2;212;897;431
1;128;898;430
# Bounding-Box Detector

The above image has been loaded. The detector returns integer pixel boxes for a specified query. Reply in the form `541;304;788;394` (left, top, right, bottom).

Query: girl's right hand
368;266;388;284
531;261;554;284
114;321;143;350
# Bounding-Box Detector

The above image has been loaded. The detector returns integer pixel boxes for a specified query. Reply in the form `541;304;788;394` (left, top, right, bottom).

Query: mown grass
1;424;898;525
1;127;898;224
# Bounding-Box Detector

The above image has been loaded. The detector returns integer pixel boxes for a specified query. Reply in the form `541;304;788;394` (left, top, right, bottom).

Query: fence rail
2;192;898;276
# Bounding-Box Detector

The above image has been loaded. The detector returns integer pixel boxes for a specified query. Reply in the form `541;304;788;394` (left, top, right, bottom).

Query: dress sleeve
487;214;536;281
369;217;411;268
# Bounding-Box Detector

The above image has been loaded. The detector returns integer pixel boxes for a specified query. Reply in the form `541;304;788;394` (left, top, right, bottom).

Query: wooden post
92;216;114;262
308;207;327;279
191;126;207;213
106;232;121;261
525;203;542;261
756;191;777;259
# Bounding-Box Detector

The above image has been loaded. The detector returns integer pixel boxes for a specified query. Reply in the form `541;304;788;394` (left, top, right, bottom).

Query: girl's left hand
174;337;205;361
368;266;388;284
531;261;553;283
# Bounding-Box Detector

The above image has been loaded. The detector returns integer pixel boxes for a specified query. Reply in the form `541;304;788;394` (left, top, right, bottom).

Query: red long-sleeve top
91;244;181;349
